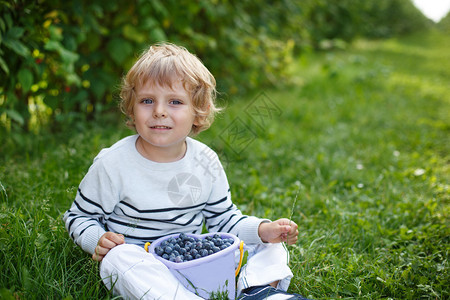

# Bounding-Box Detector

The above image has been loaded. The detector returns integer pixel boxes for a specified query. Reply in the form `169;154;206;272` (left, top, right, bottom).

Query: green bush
0;0;432;137
0;0;296;135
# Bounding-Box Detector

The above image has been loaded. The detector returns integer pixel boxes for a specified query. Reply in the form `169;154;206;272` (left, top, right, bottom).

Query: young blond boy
64;43;308;299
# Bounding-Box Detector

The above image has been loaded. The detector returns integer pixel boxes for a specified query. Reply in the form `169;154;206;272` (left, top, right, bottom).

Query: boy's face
133;79;198;160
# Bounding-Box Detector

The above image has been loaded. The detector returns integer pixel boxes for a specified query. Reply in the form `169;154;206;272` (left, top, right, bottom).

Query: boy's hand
258;218;298;245
92;232;125;261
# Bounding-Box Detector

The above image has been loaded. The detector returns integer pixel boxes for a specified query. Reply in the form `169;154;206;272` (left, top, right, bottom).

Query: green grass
1;29;449;299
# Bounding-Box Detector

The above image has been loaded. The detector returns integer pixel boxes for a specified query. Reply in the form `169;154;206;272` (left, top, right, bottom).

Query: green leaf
59;47;79;65
45;40;79;63
65;73;81;86
0;56;9;74
65;90;88;109
3;38;29;57
44;40;60;51
48;25;63;41
85;32;101;51
107;38;133;65
123;25;146;44
6;110;24;125
91;80;106;100
7;27;25;39
17;68;33;93
150;0;168;17
150;28;167;42
44;95;59;110
0;18;6;33
4;13;13;29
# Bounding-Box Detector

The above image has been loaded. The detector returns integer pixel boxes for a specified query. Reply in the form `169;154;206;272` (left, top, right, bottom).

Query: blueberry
156;233;235;262
155;246;164;256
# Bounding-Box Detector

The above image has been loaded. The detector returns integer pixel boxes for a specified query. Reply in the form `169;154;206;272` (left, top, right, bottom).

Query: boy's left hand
258;218;299;245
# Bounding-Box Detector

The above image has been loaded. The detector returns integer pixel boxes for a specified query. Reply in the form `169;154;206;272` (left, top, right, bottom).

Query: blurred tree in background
437;11;450;31
0;0;433;139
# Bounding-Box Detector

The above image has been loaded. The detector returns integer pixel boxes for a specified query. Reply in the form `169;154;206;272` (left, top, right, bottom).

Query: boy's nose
153;103;167;118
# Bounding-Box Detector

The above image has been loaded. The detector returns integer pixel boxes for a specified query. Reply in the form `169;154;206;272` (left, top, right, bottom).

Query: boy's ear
193;104;210;126
193;116;202;127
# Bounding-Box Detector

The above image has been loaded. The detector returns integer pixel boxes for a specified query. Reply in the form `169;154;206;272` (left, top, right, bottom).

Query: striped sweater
63;135;266;255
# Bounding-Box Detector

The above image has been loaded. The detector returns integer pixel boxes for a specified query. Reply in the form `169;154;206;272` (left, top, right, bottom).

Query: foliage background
0;0;433;145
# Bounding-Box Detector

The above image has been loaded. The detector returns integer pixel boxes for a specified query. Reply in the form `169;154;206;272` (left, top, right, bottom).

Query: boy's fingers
92;252;105;262
276;218;291;225
98;237;116;249
95;245;109;256
92;233;125;262
92;253;101;261
92;246;107;261
285;223;299;245
113;234;125;245
110;234;125;245
289;226;299;236
104;232;125;245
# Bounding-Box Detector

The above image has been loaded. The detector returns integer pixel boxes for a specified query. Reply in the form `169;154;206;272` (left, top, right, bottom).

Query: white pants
100;242;293;300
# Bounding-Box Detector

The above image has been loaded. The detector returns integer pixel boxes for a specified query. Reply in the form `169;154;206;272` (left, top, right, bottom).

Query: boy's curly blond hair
119;43;220;135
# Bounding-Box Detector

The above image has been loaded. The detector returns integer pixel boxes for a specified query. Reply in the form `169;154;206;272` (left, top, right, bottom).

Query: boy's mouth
150;125;172;129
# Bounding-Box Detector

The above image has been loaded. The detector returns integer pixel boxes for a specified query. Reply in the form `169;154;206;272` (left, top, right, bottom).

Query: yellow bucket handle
144;240;245;277
144;242;151;253
235;241;245;277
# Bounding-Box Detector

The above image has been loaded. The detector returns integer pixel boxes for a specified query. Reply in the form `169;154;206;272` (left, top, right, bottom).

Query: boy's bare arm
92;232;125;261
258;218;299;245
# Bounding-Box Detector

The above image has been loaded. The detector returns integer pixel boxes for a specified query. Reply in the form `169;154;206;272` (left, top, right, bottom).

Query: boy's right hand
92;232;125;261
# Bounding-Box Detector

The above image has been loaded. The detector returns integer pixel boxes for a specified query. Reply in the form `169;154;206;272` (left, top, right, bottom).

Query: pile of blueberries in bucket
154;233;235;263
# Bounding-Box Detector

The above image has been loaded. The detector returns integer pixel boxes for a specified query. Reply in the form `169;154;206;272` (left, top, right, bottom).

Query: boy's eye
170;100;183;105
142;98;153;104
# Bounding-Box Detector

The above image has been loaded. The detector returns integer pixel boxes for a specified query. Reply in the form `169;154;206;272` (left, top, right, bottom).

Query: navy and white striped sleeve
63;159;118;255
